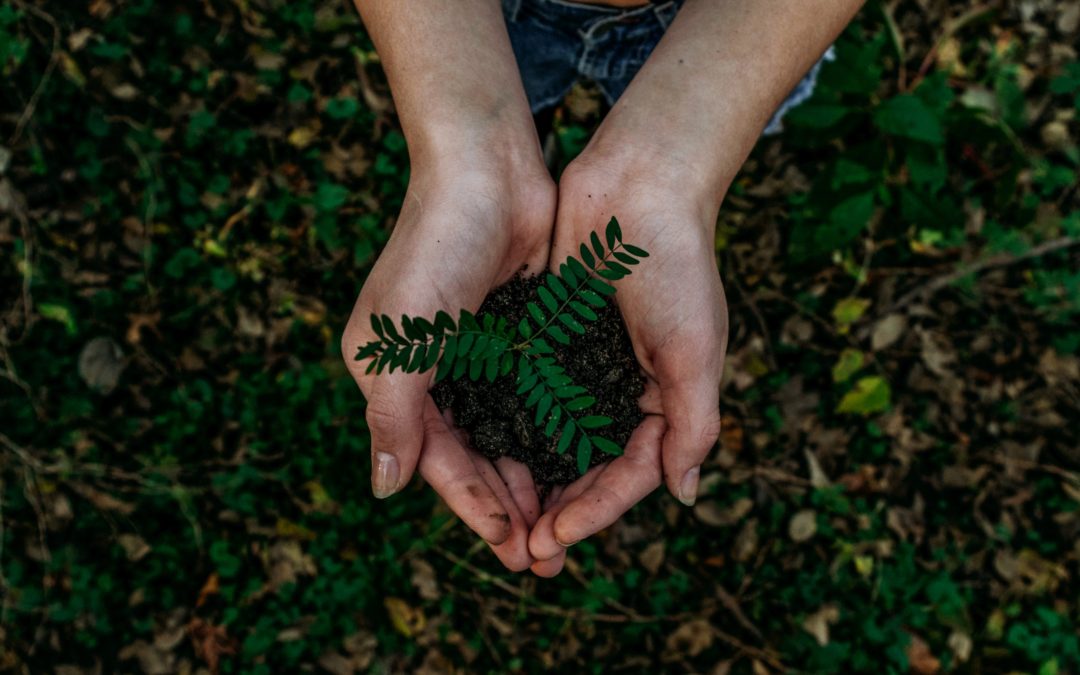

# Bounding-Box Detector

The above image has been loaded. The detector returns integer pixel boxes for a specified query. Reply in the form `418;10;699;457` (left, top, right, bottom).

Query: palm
527;166;727;575
343;169;555;571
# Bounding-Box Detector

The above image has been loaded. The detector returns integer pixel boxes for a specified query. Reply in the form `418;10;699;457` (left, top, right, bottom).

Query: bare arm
345;1;554;572
589;0;865;209
353;0;539;165
529;0;864;574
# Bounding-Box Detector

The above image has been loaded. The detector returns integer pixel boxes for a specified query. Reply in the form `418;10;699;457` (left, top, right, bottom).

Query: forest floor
1;0;1078;673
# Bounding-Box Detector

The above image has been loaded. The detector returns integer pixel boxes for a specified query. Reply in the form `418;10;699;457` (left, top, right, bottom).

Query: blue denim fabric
502;0;835;135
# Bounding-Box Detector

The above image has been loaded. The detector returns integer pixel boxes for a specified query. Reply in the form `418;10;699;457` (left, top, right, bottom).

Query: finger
551;415;665;547
417;401;513;545
655;350;723;506
495;457;541;528
358;374;429;499
528;464;605;561
474;454;534;572
530;550;567;578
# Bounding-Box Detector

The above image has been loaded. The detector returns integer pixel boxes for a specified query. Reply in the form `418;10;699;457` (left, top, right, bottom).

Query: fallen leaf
871;314;906;351
78;336;126;393
410;558;440;601
832;297;871;334
694;497;753;528
384;597;425;638
117;534;151;562
837;376;892;415
733;518;759;563
802;605;840;646
832;348;865;383
187;618;237;674
948;630;972;663
789;509;818;543
195;573;218;608
639;540;666;575
665;619;714;658
71;482;135;514
288;124;320;149
906;632;941;674
804;449;832;488
118;640;172;675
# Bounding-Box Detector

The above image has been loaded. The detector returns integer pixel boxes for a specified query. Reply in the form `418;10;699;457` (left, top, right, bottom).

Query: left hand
526;146;729;576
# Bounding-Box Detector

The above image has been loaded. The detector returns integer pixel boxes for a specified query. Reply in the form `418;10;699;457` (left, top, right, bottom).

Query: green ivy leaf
832;348;865;383
873;94;944;144
832;297;871;334
836;376;892;415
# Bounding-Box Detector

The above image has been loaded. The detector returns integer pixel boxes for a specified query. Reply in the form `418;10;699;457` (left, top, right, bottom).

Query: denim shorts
502;0;834;135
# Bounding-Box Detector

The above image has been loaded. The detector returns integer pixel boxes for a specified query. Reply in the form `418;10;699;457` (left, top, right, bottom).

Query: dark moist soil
431;275;644;486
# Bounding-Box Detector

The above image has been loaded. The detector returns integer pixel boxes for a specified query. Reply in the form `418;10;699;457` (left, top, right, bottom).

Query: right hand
342;145;555;571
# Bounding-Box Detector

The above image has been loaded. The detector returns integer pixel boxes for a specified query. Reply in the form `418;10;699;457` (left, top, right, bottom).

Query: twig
986;455;1079;484
436;546;707;625
8;0;61;145
909;3;999;91
881;0;906;90
0;473;9;627
887;236;1080;313
725;251;776;370
0;171;35;344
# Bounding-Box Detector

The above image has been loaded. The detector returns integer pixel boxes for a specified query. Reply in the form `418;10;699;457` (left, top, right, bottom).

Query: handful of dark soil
432;275;644;485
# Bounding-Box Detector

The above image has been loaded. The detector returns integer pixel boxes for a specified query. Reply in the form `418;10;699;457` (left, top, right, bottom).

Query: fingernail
555;535;578;548
678;465;700;506
372;452;400;499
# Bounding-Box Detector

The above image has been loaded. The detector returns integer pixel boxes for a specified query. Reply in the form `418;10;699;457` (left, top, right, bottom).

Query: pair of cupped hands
342;133;728;577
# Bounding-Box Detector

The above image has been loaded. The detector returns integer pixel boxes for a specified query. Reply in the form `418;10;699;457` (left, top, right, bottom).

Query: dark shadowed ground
1;0;1078;672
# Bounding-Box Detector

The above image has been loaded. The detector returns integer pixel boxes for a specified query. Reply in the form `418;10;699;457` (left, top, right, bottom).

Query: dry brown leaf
733;518;759;563
410;558;440;601
118;640;173;675
639;540;666;575
802;605;840;646
905;633;941;675
947;630;973;663
195;573;219;608
71;483;135;515
789;509;818;543
694;497;753;527
664;619;714;658
187;618;237;674
117;534;151;562
804;448;831;488
871;314;906;351
78;336;126;394
265;540;317;591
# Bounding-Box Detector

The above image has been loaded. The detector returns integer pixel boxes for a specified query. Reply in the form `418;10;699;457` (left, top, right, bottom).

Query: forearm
586;0;864;211
354;0;539;166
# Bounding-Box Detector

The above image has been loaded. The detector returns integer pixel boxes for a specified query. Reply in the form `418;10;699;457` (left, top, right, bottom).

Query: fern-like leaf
354;217;649;475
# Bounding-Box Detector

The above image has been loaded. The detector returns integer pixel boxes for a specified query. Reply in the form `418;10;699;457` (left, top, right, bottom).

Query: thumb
360;374;428;499
656;354;722;507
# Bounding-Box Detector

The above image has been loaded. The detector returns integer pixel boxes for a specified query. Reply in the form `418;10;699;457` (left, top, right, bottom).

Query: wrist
405;98;543;175
583;113;733;220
